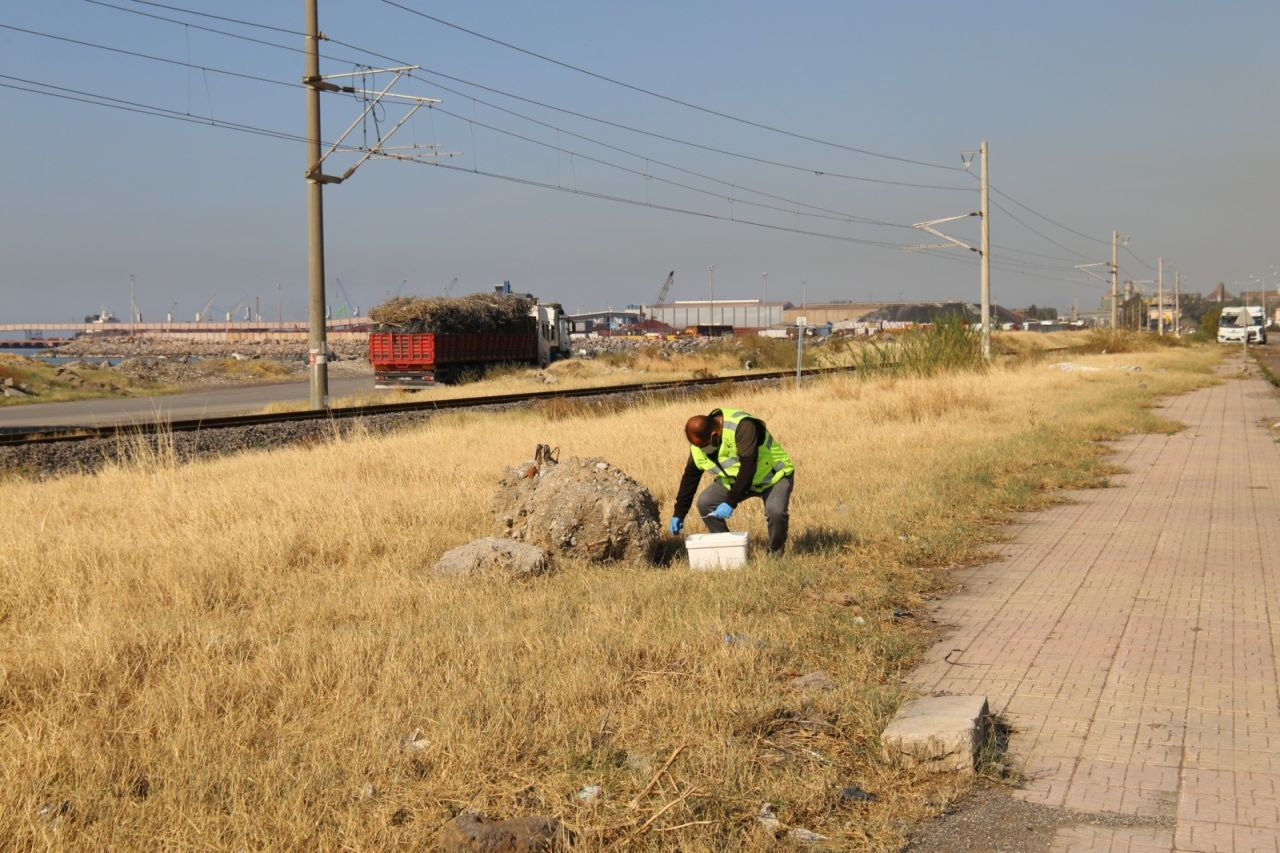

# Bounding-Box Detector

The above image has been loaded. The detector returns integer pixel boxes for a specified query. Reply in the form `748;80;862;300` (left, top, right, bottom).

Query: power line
0;22;299;91
991;243;1089;265
15;14;929;232
410;69;973;192
0;75;308;143
435;103;906;225
3;75;1107;294
110;0;303;36
429;103;914;230
17;14;1115;295
83;0;317;57
989;185;1111;247
990;198;1096;262
1123;244;1159;273
0;75;914;253
86;0;1132;283
84;0;973;193
376;0;966;173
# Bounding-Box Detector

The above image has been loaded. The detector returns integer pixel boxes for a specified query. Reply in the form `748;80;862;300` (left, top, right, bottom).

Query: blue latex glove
710;502;734;520
668;516;684;535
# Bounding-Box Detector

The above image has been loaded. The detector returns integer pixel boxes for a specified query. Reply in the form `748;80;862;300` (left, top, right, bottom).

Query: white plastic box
685;532;749;570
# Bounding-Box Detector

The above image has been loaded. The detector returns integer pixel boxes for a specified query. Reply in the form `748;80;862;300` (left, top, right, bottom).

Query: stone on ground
788;670;838;691
438;812;567;852
881;694;989;774
432;537;551;579
494;455;659;562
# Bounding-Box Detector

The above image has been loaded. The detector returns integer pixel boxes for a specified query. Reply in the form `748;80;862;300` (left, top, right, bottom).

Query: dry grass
201;358;296;381
258;344;850;414
0;346;1222;849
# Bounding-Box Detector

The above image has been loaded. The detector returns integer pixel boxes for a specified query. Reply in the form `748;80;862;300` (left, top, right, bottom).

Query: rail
0;366;855;448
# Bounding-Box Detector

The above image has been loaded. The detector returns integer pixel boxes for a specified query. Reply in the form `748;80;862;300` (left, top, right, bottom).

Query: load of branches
369;293;535;333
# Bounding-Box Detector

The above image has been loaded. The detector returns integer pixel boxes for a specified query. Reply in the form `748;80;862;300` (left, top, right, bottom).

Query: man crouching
668;407;795;555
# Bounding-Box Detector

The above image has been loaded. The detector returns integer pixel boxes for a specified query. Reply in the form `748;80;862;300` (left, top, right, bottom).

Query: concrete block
881;694;989;774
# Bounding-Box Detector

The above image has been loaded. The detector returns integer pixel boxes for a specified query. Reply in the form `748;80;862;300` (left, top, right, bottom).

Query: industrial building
780;302;898;325
643;299;786;330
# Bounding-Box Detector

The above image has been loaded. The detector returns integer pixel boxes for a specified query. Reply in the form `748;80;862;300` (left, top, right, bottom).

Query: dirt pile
494;447;660;562
370;293;533;332
860;302;1021;325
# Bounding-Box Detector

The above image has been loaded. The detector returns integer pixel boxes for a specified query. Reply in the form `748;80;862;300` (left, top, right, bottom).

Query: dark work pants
695;475;794;554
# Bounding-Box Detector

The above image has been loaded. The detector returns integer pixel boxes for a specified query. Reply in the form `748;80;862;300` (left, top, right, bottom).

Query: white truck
1217;306;1266;344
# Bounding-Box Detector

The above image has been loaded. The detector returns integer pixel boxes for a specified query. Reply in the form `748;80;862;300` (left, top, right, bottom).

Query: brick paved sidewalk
912;360;1280;852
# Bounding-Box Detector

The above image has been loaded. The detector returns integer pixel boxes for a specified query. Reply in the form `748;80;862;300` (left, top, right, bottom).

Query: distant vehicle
83;307;118;324
368;302;571;387
1218;306;1266;344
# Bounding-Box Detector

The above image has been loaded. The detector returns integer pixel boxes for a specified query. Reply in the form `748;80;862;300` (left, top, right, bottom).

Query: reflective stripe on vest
688;407;794;492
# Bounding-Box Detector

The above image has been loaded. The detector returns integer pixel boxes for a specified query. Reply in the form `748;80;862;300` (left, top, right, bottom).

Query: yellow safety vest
689;407;794;493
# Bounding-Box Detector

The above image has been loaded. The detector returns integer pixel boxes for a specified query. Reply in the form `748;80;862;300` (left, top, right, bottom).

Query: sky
1;0;1278;323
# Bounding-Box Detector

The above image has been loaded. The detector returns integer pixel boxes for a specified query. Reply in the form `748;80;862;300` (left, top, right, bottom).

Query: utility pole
707;264;715;330
304;0;329;409
1157;257;1164;336
1110;230;1120;329
129;273;138;334
1174;270;1181;336
979;140;991;360
761;271;769;328
909;141;989;357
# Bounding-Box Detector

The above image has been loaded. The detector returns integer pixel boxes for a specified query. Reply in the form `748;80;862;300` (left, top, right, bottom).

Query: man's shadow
790;526;857;555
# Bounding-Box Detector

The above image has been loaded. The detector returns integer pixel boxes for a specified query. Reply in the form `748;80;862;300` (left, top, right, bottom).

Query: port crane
195;294;216;323
653;270;674;306
334;277;359;317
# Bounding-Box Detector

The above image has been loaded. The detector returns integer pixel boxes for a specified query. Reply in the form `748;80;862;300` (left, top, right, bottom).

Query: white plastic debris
400;729;428;753
790;827;829;844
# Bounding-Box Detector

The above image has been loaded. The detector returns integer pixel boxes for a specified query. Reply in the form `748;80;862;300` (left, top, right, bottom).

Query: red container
369;330;538;386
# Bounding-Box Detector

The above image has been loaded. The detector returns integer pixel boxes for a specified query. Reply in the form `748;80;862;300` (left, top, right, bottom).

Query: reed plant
859;314;986;377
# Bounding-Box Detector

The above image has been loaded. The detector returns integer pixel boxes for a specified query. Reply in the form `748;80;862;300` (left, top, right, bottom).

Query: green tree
1192;306;1222;342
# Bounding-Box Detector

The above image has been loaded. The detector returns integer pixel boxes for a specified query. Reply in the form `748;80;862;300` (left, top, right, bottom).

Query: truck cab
1218;306;1266;344
533;303;572;367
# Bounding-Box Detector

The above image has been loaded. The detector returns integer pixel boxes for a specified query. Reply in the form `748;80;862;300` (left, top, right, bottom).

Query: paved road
0;376;381;429
913;357;1280;851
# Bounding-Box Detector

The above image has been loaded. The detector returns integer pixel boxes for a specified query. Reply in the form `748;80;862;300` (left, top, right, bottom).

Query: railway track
0;366;853;448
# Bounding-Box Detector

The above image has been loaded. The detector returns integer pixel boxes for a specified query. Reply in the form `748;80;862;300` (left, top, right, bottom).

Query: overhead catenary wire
0;18;924;232
3;76;1107;296
1123;244;1159;274
82;0;974;193
375;0;966;173
5;68;1103;295
0;76;907;251
989;199;1097;263
429;104;915;230
25;4;1124;299
0;22;300;92
989;185;1112;248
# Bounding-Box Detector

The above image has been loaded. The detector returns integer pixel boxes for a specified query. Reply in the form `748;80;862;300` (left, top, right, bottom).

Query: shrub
861;315;986;377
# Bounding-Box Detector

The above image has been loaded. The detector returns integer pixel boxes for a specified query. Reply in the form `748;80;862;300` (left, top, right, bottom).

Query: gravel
0;378;792;481
53;336;369;363
906;781;1173;852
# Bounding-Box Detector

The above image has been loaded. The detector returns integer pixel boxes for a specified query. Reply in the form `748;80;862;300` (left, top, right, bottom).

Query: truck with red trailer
369;302;571;387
